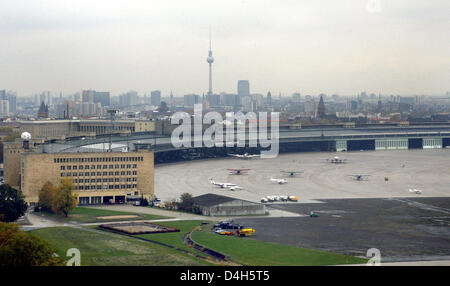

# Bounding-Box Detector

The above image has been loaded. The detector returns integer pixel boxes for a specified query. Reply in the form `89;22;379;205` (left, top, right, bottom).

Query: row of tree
38;179;78;217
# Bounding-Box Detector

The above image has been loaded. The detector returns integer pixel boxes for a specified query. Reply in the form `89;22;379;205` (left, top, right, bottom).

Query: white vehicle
270;178;287;184
409;188;422;194
229;153;260;160
279;195;289;201
266;196;278;202
209;178;242;190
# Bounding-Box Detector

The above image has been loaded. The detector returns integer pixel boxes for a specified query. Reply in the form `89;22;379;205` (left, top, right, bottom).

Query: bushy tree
38;181;56;212
0;184;28;222
178;193;194;211
0;222;64;266
51;179;78;217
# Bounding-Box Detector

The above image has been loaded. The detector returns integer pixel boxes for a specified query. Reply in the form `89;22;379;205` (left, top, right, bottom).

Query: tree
51;179;78;217
0;222;64;266
38;181;56;212
0;184;28;222
178;193;194;211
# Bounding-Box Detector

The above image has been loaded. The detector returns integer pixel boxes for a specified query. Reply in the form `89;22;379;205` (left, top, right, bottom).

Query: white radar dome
21;132;32;140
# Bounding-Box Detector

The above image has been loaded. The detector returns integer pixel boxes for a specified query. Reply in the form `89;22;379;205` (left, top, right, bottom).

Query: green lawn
29;226;212;266
39;207;170;223
191;229;368;266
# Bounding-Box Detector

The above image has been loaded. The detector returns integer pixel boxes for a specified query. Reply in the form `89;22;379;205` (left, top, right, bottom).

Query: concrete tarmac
155;149;450;203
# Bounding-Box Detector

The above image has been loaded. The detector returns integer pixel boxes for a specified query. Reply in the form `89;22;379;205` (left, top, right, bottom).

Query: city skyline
0;0;449;97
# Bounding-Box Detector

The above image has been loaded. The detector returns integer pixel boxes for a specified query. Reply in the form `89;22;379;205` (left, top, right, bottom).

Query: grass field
30;220;368;266
191;228;368;266
39;207;170;223
29;226;212;266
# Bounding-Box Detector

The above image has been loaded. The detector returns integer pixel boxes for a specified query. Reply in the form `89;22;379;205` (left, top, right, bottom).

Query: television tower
206;26;214;96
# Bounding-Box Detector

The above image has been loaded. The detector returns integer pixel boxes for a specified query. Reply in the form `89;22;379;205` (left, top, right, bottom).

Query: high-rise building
151;90;161;106
94;91;110;107
237;80;250;105
0;100;9;117
119;91;138;107
184;94;200;107
82;90;95;103
292;93;301;103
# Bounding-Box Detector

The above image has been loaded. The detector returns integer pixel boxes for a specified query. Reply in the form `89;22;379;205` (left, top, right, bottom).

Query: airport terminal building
3;139;154;205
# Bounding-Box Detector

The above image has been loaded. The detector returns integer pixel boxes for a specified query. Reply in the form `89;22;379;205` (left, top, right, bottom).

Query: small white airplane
326;156;347;164
229;153;260;160
209;178;241;190
227;168;251;175
348;174;370;181
270;178;287;184
280;170;304;177
409;188;422;194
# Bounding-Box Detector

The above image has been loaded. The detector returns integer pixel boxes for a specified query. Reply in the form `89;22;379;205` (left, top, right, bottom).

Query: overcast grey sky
0;0;449;97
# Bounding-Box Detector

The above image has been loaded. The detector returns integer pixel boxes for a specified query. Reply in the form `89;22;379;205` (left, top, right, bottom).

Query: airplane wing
228;154;242;157
348;174;370;177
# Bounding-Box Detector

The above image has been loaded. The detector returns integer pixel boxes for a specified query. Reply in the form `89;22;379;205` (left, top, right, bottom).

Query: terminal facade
3;139;154;205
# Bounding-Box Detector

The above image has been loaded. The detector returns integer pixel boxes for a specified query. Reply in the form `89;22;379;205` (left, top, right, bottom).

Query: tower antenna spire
206;25;214;96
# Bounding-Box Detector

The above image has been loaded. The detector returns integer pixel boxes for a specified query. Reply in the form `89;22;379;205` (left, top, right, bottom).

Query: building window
60;173;65;177
60;166;65;170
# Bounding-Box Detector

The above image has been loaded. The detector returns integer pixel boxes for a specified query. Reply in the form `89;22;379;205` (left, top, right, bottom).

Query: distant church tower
316;95;326;118
37;101;49;118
